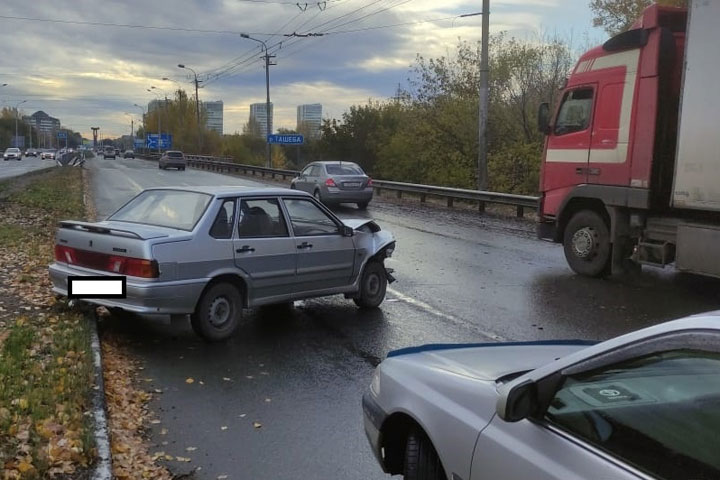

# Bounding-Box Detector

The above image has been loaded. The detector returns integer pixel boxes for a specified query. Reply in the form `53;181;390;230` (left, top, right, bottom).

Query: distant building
24;110;60;134
147;99;168;113
297;104;322;137
203;101;223;135
249;102;273;138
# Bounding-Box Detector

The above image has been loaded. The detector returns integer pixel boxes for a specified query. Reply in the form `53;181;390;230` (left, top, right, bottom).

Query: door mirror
537;102;551;135
496;379;538;422
341;225;354;237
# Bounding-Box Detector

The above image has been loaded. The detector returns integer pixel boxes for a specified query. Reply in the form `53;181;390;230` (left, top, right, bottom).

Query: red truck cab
537;4;689;277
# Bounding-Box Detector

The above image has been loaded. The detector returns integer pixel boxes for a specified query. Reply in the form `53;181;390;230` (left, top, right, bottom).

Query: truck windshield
109;190;212;231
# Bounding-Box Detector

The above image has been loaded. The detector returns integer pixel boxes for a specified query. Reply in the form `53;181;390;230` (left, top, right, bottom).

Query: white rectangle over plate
68;276;126;298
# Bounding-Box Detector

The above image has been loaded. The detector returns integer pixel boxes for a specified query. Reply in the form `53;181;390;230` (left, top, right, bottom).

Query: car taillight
55;245;75;263
367;178;373;187
54;245;159;278
325;178;337;187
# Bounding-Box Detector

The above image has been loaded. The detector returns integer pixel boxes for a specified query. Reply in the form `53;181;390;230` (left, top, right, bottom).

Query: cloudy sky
0;0;600;139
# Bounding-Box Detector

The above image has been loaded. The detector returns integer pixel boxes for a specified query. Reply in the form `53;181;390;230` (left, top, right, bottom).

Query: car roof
143;186;312;198
311;161;360;166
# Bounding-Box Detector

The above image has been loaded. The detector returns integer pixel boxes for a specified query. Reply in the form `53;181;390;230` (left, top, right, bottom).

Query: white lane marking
387;287;507;341
124;174;143;192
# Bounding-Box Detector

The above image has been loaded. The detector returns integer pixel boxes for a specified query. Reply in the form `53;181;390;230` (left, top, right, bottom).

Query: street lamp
240;33;272;168
177;65;202;153
13;100;26;149
147;88;164;154
133;103;146;137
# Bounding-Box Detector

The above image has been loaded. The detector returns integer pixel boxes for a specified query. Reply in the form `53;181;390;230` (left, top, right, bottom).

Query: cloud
0;0;593;139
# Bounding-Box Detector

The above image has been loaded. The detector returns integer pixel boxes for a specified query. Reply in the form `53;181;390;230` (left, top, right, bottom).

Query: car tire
403;430;445;480
191;282;242;342
563;210;611;277
181;167;186;171
313;189;323;203
290;184;296;189
357;201;369;210
353;261;387;309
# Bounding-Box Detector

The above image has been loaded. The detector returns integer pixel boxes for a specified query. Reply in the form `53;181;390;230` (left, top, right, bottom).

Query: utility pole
91;127;99;150
13;100;26;149
477;0;490;196
241;33;274;168
177;65;203;153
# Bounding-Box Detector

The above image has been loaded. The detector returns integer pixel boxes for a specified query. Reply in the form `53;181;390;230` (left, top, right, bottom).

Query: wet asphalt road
88;156;720;479
0;156;56;180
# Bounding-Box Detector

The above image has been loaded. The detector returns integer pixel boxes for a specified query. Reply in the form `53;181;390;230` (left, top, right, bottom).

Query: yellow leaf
185;378;194;384
220;426;228;430
185;447;197;452
175;456;191;462
17;460;34;473
253;422;262;429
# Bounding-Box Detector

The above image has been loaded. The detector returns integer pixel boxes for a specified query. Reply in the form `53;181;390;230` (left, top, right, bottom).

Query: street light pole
147;89;162;154
241;33;274;168
14;100;26;149
477;0;490;196
177;65;202;153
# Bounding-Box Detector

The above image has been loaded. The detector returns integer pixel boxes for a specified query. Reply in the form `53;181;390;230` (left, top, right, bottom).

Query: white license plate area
343;182;362;188
68;276;126;298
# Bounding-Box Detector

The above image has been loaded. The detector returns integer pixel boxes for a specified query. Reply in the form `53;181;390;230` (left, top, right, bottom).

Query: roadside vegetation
0;168;94;478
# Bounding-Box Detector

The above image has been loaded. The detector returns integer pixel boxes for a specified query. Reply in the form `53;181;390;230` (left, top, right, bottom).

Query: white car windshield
109;190;212;231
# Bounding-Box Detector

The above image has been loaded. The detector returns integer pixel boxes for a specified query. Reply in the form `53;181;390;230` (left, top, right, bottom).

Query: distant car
3;148;21;161
114;148;120;156
103;147;115;159
25;149;38;157
48;187;396;341
159;150;186;170
291;161;373;210
40;150;56;160
123;150;135;159
363;313;720;480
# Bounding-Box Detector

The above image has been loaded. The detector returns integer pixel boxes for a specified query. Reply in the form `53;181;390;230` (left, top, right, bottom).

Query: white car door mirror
496;379;538;422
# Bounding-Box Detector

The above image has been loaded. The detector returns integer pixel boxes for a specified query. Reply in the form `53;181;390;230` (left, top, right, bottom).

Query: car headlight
370;369;381;397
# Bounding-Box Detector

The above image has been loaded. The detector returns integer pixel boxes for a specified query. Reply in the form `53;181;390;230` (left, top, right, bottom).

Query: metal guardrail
139;154;539;217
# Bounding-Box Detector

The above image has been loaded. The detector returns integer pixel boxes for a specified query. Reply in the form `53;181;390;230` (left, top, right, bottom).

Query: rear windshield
167;151;184;158
109;190;212;231
6;148;19;153
325;164;364;175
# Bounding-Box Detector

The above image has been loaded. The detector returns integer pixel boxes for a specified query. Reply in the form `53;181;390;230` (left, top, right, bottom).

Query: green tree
589;0;687;36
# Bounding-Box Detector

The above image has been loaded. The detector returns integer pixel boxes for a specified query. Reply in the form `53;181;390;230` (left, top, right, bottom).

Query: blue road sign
267;134;304;145
133;138;145;148
146;133;172;149
57;131;67;139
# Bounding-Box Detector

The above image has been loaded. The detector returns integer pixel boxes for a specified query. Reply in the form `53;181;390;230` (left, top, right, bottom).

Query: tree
589;0;687;36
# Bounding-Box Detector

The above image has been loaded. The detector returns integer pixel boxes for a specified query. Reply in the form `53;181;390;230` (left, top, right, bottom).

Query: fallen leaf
239;414;246;418
160;428;168;435
264;398;271;403
150;419;161;424
175;456;191;462
185;378;194;384
253;422;262;429
218;476;228;479
185;446;197;452
222;377;232;382
220;426;228;430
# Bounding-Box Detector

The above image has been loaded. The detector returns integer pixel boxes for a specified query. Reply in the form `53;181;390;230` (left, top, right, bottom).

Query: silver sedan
364;313;720;479
49;186;395;341
291;161;373;209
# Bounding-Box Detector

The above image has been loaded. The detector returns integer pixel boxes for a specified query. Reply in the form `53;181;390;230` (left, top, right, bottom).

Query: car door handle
236;246;255;253
297;242;313;250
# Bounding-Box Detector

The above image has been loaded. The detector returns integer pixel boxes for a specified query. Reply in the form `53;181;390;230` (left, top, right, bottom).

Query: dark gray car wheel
404;430;445;480
357;201;369;210
563;210;611;277
313;189;323;203
191;282;242;342
353;261;387;309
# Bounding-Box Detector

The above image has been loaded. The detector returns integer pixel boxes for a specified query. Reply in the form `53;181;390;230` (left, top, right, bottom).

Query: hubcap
572;227;596;259
208;296;231;327
365;273;381;297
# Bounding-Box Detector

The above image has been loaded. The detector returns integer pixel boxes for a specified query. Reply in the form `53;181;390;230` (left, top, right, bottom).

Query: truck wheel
404;430;445;480
353;261;387;309
191;282;242;341
563;210;611;277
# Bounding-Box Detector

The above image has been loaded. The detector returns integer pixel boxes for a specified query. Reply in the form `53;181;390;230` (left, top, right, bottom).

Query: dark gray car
159;150;186;170
291;161;373;209
49;187;395;341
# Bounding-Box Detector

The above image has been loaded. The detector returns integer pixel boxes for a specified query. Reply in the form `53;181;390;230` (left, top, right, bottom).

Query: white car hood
387;341;596;382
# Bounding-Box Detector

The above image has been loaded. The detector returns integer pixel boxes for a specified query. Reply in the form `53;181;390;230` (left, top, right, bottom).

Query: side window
545;350;720;480
237;198;288;238
554;88;594;135
310;165;323;176
209;199;235;239
301;165;313;176
283;198;340;236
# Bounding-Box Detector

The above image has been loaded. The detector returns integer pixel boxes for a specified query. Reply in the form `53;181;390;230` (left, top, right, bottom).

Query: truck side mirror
537;103;551;135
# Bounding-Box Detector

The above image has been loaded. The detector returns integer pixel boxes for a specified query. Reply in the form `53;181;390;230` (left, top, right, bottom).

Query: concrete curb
88;312;112;480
